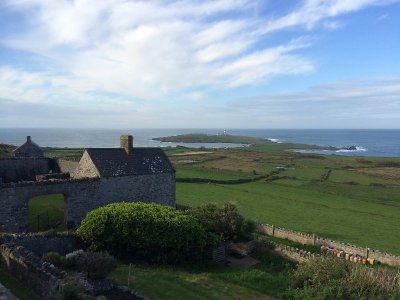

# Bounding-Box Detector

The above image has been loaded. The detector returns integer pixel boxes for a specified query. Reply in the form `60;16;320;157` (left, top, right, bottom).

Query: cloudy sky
0;0;399;128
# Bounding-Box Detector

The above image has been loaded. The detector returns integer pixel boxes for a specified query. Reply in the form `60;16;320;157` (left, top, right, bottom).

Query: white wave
336;146;367;153
266;138;282;143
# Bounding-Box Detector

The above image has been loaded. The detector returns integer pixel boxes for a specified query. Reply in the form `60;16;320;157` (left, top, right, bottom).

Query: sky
0;0;399;129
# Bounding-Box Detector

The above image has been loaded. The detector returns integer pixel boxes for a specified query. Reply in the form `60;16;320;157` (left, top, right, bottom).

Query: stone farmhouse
0;135;175;232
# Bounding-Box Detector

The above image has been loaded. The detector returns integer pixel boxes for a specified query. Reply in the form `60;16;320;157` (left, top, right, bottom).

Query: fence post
127;263;132;288
272;225;275;237
366;247;369;259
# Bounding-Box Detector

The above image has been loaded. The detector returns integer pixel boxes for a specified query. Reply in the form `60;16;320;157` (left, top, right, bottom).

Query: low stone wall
275;245;316;263
0;157;56;183
0;173;176;232
0;234;145;300
0;233;82;256
258;224;400;267
0;243;68;299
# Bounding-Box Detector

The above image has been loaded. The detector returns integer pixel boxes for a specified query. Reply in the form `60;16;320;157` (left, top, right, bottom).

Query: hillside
0;143;16;158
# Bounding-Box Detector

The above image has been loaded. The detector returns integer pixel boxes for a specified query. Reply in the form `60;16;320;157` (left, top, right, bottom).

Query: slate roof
86;148;175;177
13;137;43;157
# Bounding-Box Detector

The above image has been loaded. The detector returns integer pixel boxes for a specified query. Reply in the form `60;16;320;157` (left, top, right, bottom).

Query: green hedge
76;202;219;263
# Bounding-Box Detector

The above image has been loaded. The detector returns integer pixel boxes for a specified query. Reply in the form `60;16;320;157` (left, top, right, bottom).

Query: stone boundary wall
57;159;79;174
0;234;82;256
275;244;317;263
0;173;175;232
258;224;400;267
0;158;55;183
0;235;147;300
0;242;69;299
0;177;100;188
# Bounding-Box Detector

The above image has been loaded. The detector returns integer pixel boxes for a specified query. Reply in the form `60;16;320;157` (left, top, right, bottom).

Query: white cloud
1;0;399;128
186;91;204;102
228;77;400;126
0;0;314;101
261;0;399;33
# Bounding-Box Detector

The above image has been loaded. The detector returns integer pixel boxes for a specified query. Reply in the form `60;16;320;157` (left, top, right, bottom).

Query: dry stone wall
0;234;82;256
0;158;56;183
258;224;400;267
0;173;176;232
0;243;68;299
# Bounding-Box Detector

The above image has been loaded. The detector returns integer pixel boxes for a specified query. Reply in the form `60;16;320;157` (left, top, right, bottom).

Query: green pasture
28;194;66;232
177;180;400;255
176;165;257;180
109;251;292;300
43;147;84;160
175;149;400;256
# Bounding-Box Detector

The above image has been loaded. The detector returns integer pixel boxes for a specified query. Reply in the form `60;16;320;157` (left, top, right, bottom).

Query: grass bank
109;251;293;300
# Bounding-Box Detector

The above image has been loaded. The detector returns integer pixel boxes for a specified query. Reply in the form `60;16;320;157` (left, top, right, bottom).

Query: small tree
193;203;255;242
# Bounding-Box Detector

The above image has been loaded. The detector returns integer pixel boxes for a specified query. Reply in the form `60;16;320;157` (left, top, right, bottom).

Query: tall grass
286;257;400;299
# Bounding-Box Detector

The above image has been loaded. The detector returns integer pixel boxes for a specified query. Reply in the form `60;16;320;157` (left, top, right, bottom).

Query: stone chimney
120;135;133;155
27;136;31;143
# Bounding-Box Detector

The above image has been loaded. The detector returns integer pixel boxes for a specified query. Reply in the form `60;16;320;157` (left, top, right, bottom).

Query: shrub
77;202;219;263
60;277;86;300
65;250;117;279
193;203;255;242
285;257;400;299
43;252;66;267
65;249;84;268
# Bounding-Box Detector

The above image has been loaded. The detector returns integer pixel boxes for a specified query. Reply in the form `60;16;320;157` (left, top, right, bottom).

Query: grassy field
170;145;400;255
28;194;66;232
25;142;400;255
109;251;293;300
17;140;400;299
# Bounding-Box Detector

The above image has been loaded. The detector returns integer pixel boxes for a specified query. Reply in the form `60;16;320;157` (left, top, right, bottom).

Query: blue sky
0;0;399;129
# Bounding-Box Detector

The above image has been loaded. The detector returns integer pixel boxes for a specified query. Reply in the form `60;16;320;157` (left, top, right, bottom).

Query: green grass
176;166;257;180
171;143;400;256
177;179;400;255
43;147;84;160
0;267;40;300
108;252;292;300
28;194;66;232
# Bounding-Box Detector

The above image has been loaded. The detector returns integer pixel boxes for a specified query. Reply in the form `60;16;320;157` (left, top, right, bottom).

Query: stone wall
0;158;57;183
57;159;79;174
258;224;400;267
0;243;67;299
0;234;82;256
0;173;176;232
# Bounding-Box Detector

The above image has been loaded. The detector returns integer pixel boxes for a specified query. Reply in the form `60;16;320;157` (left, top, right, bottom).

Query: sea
0;128;399;158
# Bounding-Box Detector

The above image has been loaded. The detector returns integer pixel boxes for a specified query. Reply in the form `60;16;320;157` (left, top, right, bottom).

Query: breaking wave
336;146;367;153
266;138;282;143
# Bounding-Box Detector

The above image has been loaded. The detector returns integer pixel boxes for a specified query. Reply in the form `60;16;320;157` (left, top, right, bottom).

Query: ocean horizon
0;128;399;158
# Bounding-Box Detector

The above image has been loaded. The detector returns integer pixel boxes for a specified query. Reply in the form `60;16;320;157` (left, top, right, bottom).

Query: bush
77;202;220;263
65;250;117;279
193;203;255;242
285;257;400;299
60;277;86;300
43;252;66;267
